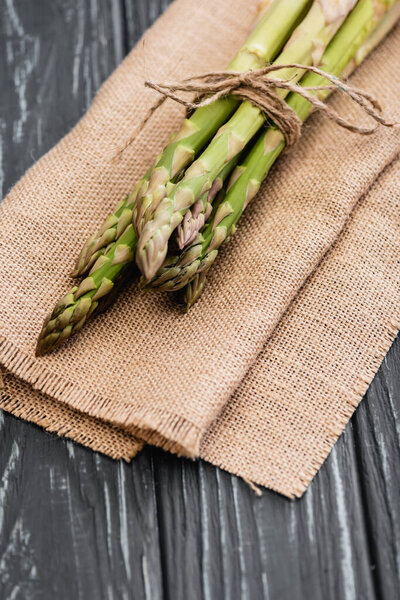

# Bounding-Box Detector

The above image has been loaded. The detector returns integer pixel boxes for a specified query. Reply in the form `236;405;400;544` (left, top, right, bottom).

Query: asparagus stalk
72;0;310;278
148;0;397;294
36;226;137;355
179;170;239;306
71;178;146;277
179;174;238;308
343;0;400;74
136;0;357;281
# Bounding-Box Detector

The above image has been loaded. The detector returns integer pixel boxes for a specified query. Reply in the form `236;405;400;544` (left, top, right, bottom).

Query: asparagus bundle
72;0;310;278
147;0;398;298
36;0;399;355
36;0;310;356
135;0;358;280
131;0;312;237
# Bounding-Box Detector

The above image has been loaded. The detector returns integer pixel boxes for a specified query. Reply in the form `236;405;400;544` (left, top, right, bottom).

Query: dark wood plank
123;0;173;48
352;337;400;600
150;424;379;600
0;414;164;600
1;1;400;599
0;0;126;197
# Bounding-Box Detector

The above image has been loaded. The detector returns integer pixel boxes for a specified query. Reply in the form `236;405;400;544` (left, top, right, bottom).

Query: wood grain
0;1;399;598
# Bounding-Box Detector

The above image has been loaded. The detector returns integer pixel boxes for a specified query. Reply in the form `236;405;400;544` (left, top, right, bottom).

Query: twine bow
114;63;398;159
144;63;397;147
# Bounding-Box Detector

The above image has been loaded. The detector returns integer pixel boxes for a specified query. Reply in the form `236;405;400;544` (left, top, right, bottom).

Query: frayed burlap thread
1;0;400;498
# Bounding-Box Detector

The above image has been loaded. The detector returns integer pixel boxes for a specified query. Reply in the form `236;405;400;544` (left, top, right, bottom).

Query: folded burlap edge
203;321;400;499
0;367;143;461
0;336;202;457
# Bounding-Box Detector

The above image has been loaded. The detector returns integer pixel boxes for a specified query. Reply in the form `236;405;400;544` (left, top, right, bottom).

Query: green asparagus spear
183;272;208;311
36;226;137;355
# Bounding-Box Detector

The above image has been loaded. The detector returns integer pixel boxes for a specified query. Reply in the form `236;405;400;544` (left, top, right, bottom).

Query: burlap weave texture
0;0;399;497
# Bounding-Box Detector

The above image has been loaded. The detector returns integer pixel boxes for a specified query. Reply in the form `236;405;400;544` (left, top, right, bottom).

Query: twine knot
144;63;398;147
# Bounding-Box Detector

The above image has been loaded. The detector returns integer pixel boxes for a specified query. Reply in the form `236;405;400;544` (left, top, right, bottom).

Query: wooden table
1;2;400;598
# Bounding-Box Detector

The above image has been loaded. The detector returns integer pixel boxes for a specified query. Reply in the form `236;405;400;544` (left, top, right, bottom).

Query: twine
115;63;398;158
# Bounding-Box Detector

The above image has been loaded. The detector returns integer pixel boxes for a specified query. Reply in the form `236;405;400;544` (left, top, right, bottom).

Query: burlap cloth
1;0;400;498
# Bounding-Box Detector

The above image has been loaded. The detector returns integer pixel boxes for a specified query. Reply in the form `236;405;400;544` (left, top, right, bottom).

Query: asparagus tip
35;337;51;357
35;343;43;357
